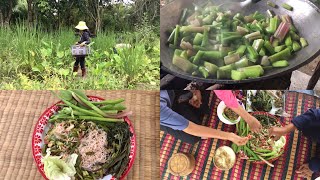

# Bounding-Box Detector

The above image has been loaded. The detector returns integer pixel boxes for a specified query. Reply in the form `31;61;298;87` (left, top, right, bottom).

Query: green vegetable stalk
193;33;204;45
282;3;293;11
266;17;278;34
173;56;198;73
252;39;264;52
174;25;180;47
268;48;291;63
272;60;289;67
236;45;247;56
247;46;259;63
198;66;209;78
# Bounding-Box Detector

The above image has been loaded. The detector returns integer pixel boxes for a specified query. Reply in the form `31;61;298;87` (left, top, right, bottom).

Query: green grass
0;24;159;90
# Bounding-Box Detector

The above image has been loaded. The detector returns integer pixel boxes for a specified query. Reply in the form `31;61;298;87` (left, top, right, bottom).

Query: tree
27;0;33;26
134;0;159;22
0;0;18;25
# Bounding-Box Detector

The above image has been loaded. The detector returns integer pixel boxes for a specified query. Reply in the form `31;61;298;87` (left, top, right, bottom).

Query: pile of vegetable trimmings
167;3;308;80
42;90;132;180
231;114;284;167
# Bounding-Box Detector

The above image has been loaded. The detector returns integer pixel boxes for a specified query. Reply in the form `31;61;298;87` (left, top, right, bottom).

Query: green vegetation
0;0;160;90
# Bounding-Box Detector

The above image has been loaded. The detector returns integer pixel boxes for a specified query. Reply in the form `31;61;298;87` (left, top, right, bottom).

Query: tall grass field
0;25;159;90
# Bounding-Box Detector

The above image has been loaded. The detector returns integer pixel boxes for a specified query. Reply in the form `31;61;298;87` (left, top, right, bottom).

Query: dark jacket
291;108;320;172
78;31;90;45
291;108;320;143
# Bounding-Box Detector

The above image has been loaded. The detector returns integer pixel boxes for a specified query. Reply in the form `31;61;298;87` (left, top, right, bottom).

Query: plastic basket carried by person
71;45;91;57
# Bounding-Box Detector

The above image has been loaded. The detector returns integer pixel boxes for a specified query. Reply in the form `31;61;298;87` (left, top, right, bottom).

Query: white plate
217;99;245;125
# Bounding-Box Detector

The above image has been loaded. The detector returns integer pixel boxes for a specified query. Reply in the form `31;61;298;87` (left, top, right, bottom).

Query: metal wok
160;0;320;84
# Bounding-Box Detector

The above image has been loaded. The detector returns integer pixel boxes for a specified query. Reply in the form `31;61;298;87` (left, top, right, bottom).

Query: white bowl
217;99;245;125
213;146;236;170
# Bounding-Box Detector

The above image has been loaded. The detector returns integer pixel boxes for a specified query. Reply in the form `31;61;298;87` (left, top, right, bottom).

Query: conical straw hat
75;21;89;30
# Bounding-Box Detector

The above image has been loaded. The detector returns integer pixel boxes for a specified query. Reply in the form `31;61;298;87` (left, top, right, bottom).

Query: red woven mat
160;91;320;180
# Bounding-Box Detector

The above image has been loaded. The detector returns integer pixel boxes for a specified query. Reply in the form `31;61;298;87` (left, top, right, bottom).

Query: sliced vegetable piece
173;56;198;73
193;51;205;64
236;45;247;56
267;1;277;8
268;48;291;63
261;56;271;66
264;40;275;54
204;61;218;75
180;26;209;33
231;70;247;80
236;26;249;35
193;33;204;45
224;53;240;65
282;3;293;11
252;39;264;52
174;25;180;47
292;41;301;52
238;65;264;78
247;46;259;63
259;48;266;56
198;66;209;78
272;60;289;67
235;57;249;69
201;29;209;47
274;45;286;53
285;36;292;47
274;22;290;42
300;38;308;48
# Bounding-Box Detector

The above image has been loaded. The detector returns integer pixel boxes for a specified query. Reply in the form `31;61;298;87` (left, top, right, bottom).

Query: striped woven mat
160;91;320;180
0;90;160;180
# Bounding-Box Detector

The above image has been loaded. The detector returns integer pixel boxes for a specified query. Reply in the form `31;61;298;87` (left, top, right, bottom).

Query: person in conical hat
73;21;91;77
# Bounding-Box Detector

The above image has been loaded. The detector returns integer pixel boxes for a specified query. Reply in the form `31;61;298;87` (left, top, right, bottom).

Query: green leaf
58;69;69;76
57;51;64;58
32;67;41;72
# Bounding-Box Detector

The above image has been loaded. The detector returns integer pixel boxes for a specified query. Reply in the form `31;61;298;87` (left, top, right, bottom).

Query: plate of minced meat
32;90;136;180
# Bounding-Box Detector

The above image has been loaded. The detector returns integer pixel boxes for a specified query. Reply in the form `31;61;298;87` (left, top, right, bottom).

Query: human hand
189;90;202;108
229;133;248;146
268;126;286;140
75;42;79;45
246;115;262;133
79;42;86;47
296;163;313;180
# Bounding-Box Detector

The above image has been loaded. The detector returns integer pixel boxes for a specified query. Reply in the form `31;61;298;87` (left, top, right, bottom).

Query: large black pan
160;0;320;84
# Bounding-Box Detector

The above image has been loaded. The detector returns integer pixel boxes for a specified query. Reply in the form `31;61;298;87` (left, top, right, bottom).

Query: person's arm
160;91;189;131
269;108;320;139
291;108;320;132
214;90;262;132
269;123;296;140
183;121;248;146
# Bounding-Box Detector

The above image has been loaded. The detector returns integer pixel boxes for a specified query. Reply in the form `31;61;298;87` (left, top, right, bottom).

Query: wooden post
307;60;320;90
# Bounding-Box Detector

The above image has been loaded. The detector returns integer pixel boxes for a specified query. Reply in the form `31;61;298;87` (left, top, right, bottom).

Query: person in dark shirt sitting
269;108;320;179
74;21;91;77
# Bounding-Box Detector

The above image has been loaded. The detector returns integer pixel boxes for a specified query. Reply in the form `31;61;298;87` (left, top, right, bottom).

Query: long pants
74;56;85;69
160;91;210;145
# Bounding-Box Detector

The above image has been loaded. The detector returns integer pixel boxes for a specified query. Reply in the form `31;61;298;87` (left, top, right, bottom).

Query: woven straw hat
75;21;89;30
